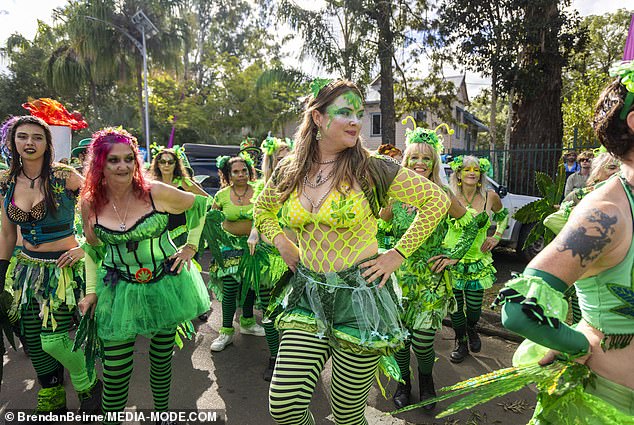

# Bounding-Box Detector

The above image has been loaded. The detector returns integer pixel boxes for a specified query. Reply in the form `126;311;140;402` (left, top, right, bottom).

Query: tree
507;0;585;195
439;0;522;157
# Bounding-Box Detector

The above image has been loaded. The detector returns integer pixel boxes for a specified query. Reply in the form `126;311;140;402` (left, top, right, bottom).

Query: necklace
22;169;41;189
111;192;131;231
462;190;479;207
232;185;250;203
303;183;333;212
304;167;335;189
315;157;337;165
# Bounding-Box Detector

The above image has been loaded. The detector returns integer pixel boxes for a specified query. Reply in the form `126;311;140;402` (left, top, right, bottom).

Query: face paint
461;166;481;175
324;92;364;129
408;156;433;168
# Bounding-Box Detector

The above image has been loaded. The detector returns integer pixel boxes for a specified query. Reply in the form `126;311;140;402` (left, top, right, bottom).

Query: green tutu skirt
95;265;210;341
451;254;496;290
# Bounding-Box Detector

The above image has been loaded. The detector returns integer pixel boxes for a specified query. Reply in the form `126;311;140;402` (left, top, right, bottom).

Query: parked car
183;143;241;195
441;164;544;261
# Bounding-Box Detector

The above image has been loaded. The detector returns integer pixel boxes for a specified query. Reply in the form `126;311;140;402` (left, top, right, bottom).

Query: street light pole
85;10;158;161
141;25;151;159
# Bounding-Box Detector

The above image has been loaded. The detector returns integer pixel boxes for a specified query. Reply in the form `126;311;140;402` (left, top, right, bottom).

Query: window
415;111;427;123
371;113;381;136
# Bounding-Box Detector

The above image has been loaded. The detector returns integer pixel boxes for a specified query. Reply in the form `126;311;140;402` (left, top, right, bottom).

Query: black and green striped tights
269;330;380;425
101;331;176;425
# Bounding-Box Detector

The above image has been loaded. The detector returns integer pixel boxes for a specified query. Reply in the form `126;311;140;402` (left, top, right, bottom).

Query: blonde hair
450;155;487;199
262;141;290;182
402;143;442;186
274;79;372;202
587;152;620;185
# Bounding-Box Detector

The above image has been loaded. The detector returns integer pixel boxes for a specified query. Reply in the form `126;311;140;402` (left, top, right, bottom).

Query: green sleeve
494;268;589;355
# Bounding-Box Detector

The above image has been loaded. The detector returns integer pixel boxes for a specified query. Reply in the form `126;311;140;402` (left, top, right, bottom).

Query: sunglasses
579;158;591;162
158;159;175;165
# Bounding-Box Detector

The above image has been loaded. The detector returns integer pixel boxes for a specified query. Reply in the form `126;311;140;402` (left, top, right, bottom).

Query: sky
0;0;631;99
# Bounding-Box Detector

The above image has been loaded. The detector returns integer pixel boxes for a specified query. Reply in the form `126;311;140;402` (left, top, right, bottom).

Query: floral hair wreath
216;155;230;170
310;78;333;98
450;155;494;178
150;143;187;164
609;61;634;120
401;116;452;154
238;138;256;167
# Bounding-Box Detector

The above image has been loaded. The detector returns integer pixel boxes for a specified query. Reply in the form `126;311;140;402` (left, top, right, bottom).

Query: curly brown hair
593;79;634;159
150;149;190;182
218;156;256;188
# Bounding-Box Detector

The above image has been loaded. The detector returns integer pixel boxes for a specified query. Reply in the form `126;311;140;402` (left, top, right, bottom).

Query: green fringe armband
81;242;105;264
200;209;232;266
492;275;568;328
446;211;489;260
492;207;509;222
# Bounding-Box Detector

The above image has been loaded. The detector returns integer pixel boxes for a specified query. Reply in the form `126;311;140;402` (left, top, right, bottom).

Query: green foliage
562;9;631;148
468;89;509;149
514;162;566;248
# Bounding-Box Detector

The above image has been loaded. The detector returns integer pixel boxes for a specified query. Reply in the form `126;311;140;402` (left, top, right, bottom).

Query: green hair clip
310;78;332;98
479;158;493;178
401;116;452;154
216;155;230;170
285;137;295;151
261;136;282;156
239;151;254;167
609;60;634;120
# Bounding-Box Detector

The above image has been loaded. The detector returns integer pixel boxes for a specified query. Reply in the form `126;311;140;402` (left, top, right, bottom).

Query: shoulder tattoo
557;208;618;267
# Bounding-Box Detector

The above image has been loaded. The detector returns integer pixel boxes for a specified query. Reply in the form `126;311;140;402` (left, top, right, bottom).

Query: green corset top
94;212;177;281
574;176;634;349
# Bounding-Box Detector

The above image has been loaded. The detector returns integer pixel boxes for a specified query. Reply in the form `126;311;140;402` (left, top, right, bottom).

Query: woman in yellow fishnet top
254;79;450;424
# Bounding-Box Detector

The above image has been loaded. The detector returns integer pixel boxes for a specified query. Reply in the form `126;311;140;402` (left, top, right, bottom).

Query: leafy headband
216;154;254;171
401;116;452;154
609;60;634;120
310;78;333;98
261;136;283;156
150;143;188;166
450;155;493;178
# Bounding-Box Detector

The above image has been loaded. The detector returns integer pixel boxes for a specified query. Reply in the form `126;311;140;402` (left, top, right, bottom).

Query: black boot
467;325;481;353
392;377;412;409
450;336;469;363
78;379;102;417
418;372;437;411
263;356;276;382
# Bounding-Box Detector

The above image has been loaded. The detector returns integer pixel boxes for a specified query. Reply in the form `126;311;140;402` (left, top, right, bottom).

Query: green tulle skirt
94;265;210;341
450;254;496;290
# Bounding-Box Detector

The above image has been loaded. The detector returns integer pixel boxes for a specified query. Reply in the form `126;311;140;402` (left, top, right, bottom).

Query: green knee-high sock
465;289;484;327
40;306;93;392
259;287;279;356
450;290;467;335
21;302;61;378
242;289;255;319
394;339;412;381
411;329;436;375
102;340;135;425
221;276;240;329
150;331;175;412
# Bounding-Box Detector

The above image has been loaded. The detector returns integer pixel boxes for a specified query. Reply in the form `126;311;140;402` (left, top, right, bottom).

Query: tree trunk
508;0;563;196
489;70;498;170
375;0;396;146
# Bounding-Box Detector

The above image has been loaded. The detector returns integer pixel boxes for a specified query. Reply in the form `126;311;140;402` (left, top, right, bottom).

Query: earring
477;182;482;187
316;128;322;141
457;181;462;186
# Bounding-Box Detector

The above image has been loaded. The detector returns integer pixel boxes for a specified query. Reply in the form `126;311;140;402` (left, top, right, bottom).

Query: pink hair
81;127;150;216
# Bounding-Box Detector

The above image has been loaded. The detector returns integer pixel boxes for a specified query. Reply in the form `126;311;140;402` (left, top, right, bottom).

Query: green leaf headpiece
609;60;634;120
401;116;452;154
216;155;230;170
310;78;333;98
261;136;283;156
451;155;494;177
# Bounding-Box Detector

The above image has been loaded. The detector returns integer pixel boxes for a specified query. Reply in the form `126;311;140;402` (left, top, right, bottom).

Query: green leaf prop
71;313;103;381
238;242;272;304
513;161;566;248
200;207;232;267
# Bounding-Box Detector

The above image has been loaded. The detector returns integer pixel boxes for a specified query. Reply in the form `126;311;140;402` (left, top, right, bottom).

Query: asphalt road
1;249;535;425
